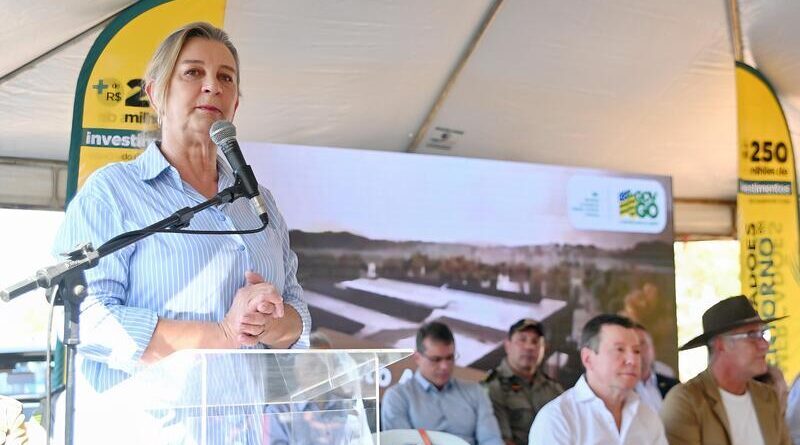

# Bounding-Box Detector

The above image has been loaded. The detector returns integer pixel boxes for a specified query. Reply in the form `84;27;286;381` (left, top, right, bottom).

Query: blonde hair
144;22;241;122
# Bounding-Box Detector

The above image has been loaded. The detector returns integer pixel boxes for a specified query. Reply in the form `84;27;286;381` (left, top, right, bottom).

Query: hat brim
678;315;788;351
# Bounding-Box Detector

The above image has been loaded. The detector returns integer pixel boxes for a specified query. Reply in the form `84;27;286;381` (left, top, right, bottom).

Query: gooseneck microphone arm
1;185;241;303
0;183;248;445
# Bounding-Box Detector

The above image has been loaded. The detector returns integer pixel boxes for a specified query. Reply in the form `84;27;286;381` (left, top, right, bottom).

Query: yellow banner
736;62;799;377
67;0;226;196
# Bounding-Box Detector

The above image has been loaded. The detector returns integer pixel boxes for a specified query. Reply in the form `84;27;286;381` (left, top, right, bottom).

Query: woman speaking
54;22;310;442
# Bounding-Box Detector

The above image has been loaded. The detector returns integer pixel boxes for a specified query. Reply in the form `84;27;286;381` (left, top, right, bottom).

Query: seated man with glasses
661;295;792;445
381;321;504;445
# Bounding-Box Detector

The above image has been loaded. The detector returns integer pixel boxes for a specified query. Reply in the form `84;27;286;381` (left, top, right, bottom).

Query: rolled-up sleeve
265;188;311;349
54;189;158;374
281;235;311;350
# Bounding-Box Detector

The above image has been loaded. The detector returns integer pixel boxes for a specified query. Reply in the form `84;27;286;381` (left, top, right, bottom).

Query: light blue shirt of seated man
380;322;503;445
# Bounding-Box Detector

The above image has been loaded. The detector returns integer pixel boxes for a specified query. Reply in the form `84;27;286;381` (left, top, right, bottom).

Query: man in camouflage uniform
484;319;563;445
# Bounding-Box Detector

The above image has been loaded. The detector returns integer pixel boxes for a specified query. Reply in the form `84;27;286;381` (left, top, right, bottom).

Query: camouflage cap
508;318;544;338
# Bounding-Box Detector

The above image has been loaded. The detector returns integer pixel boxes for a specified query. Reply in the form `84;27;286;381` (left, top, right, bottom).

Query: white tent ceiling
0;0;795;236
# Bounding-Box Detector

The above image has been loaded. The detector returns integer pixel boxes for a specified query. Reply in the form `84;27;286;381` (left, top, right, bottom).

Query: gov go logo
619;190;659;219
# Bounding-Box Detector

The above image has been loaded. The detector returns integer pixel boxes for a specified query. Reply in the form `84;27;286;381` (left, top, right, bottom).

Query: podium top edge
173;348;415;355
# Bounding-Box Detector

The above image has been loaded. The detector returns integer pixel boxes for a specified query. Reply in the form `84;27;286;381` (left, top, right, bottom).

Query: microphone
209;120;269;225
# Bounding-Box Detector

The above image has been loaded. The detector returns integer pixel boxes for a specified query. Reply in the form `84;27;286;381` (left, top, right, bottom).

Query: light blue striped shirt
789;378;800;445
53;141;310;393
381;370;504;445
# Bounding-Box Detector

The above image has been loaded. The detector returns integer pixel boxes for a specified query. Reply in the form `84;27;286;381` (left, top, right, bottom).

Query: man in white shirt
528;314;667;445
632;323;678;413
661;295;791;445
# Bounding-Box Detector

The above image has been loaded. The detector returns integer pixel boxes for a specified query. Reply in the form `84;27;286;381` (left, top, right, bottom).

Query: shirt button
219;215;226;222
238;245;246;251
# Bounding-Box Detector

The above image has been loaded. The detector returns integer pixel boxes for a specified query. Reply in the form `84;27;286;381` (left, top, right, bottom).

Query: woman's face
160;37;239;138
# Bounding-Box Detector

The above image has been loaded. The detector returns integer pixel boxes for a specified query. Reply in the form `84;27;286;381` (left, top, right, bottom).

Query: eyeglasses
419;352;459;364
724;328;771;342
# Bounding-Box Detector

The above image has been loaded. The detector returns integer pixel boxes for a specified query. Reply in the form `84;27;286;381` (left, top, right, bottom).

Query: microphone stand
0;184;243;445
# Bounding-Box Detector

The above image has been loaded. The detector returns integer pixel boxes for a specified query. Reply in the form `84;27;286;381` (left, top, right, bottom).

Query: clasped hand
220;271;284;347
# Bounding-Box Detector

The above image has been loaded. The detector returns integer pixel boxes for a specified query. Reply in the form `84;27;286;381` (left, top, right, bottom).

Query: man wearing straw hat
661;295;791;445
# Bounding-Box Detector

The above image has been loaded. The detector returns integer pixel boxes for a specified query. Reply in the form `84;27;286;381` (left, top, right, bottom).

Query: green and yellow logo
619;190;659;219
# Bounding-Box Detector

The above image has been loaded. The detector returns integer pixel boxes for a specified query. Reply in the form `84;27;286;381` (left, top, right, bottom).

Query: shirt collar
413;369;453;392
498;358;517;378
574;374;640;406
135;141;237;191
215;149;236;189
135;141;172;182
574;374;597;402
645;370;658;387
498;358;541;383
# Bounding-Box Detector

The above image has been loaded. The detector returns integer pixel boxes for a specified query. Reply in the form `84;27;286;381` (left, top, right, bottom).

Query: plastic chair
375;428;470;445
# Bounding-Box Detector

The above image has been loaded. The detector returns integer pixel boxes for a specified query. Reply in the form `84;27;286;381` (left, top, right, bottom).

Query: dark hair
416;321;455;353
580;314;635;352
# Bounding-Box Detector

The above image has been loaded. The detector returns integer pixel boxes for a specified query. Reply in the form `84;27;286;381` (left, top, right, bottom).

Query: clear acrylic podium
95;349;412;445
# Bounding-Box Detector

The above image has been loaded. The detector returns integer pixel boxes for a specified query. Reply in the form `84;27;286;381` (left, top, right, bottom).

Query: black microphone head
210;120;236;145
